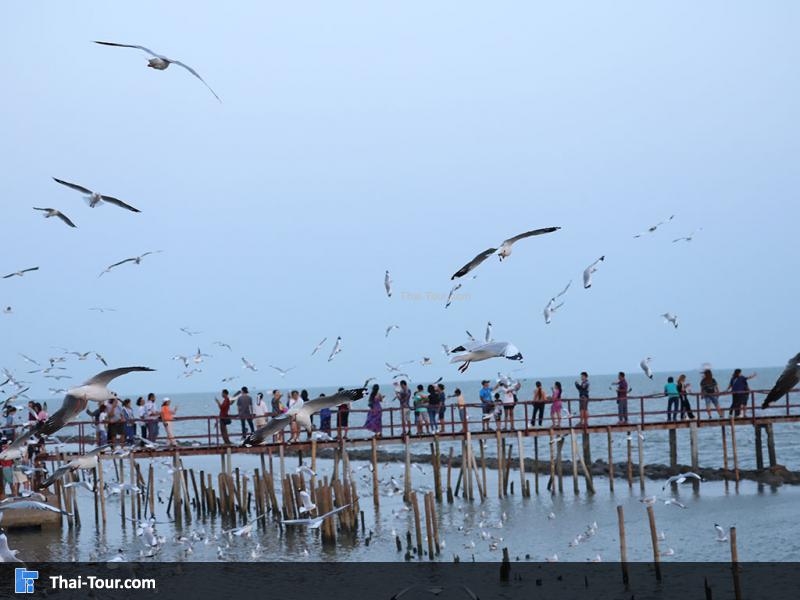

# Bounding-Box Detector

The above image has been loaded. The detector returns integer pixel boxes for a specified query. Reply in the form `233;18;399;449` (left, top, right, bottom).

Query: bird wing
40;464;74;488
170;60;222;102
83;367;154;387
502;226;561;245
106;258;137;270
299;388;366;418
93;41;161;58
21;267;39;274
99;195;141;213
451;248;497;280
554;280;572;299
763;354;800;406
52;177;93;195
241;415;292;446
55;212;77;228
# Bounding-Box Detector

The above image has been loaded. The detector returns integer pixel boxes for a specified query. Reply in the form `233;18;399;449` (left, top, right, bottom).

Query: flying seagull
543;299;564;325
2;267;39;279
93;41;221;102
52;177;140;212
0;366;153;458
451;227;560;280
33;207;77;228
583;256;604;289
180;327;201;336
269;365;295;378
40;444;112;488
633;215;675;238
673;228;702;243
213;341;232;351
310;337;327;356
762;352;800;408
662;472;703;490
18;354;39;366
661;313;679;329
485;321;493;343
445;283;462;309
384;270;392;298
449;341;523;374
328;337;342;362
0;533;22;563
193;348;211;364
451;248;497;280
241;357;258;372
640;357;654;379
89;307;116;313
385;325;400;338
99;252;161;277
714;524;728;542
281;505;351;529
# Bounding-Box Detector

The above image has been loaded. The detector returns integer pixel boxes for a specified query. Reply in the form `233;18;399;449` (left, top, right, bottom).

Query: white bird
640;357;654;379
33;207;77;228
222;514;268;537
385;325;400;338
41;444;112;487
172;355;190;369
445;283;462;309
545;553;559;562
241;357;258;372
18;354;39;366
94;41;221;102
662;472;703;490
660;548;675;557
657;531;666;541
193;348;211;364
714;523;728;542
449;341;523;373
420;357;433;366
485;321;493;343
543;299;564;325
673;228;702;243
0;533;22;562
298;491;316;514
0;501;70;516
99;252;162;277
386;361;413;373
2;267;39;279
582;256;604;289
310;337;327;356
639;496;657;506
180;327;201;336
94;353;108;366
451;227;561;280
52;177;141;212
661;313;679;329
296;465;316;478
221;375;238;383
547;512;556;520
328;337;342;362
269;365;295;378
2;307;11;315
384;270;392;298
282;505;350;529
441;344;451;355
633;215;675;238
663;498;687;509
89;307;117;313
213;341;232;351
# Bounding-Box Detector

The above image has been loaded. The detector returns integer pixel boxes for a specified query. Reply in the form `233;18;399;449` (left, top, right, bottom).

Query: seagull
385;361;413;373
222;514;268;537
93;41;221;102
639;496;657;506
0;367;153;458
762;352;800;408
445;283;462;309
52;177;140;212
180;327;201;336
94;353;108;367
193;348;211;364
449;341;523;373
241;357;258;372
99;252;161;277
213;341;232;351
281;505;350;529
221;376;238;383
269;365;295;378
545;554;559;562
485;322;493;343
633;215;675;238
672;228;702;243
328;337;342;362
67;351;92;361
640;357;654;379
0;533;22;563
310;337;328;356
298;491;316;514
714;524;728;542
18;354;39;366
89;307;117;313
385;325;400;338
33;207;77;228
2;267;39;279
451;248;496;280
543;299;564;325
384;270;392;298
582;256;604;289
661;313;679;329
296;465;316;479
441;344;451;356
172;355;190;369
660;548;675;557
2;307;11;315
242;388;366;446
662;472;703;490
497;227;561;260
420;357;433;366
663;498;687;509
465;330;476;342
0;501;70;516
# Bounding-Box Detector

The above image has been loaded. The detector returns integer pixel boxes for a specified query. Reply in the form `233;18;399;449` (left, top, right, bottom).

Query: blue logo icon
14;568;38;594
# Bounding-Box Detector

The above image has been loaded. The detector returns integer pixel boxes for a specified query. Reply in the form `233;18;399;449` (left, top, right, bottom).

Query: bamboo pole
730;416;740;482
465;431;474;501
404;436;412;503
469;449;485;500
479;440;487;496
548;429;555;494
411;491;423;557
495;431;504;498
310;439;318;505
516;431;526;497
533;435;539;495
607;427;614;492
637;426;645;492
433;437;442;503
646;505;661;581
556;436;564;494
569;428;580;494
626;433;633;488
423;492;434;559
617;505;628;585
371;437;380;509
446;447;454;503
128;453;136;519
730;526;741;600
97;456;107;527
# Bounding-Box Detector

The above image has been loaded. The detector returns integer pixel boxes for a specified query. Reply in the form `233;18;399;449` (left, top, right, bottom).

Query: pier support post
754;425;764;471
581;431;591;466
636;426;645;492
403;436;412;503
690;421;699;473
617;505;628;585
729;416;740;483
516;431;527;498
766;423;777;467
569;429;580;495
626;433;633;488
371;437;380;509
646;505;662;581
668;429;677;469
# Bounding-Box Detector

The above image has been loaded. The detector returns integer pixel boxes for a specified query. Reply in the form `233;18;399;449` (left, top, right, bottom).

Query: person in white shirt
287;390;303;442
253;392;268;429
496;380;521;431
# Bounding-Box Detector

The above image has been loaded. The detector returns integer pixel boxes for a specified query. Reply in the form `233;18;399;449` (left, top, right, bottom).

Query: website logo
14;568;38;594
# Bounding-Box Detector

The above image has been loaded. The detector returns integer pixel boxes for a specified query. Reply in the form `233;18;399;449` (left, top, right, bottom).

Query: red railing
13;387;798;454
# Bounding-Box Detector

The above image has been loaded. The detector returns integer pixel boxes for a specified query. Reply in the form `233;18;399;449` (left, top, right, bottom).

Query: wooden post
446;447;454;503
479;440;487;497
754;425;764;470
721;425;729;480
411;491;423;558
92;468;98;525
429;492;440;554
310;440;318;505
423;492;434;559
668;429;677;469
533;435;539;495
516;431;527;497
617;505;628;585
581;430;591;466
548;429;555;495
730;416;740;482
606;427;614;492
432;439;442;503
730;526;741;600
495;430;504;498
569;429;580;494
469;448;485;500
371;437;380;509
576;442;595;494
646;505;662;581
637;426;645;492
690;421;699;472
556;436;564;494
97;456;107;527
766;423;777;467
626;433;633;488
503;444;513;496
128;454;136;519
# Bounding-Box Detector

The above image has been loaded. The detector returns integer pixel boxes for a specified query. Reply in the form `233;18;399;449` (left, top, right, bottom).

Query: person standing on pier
453;388;467;432
437;384;448;431
215;389;233;445
86;403;108;445
664;376;680;422
531;380;547;427
677;374;695;420
160;398;178;447
2;407;16;441
336;387;351;440
144;393;160;443
427;385;441;433
135;397;147;440
700;369;723;419
550;381;563;428
613;372;629;424
574;372;590;429
413;384;429;435
365;384;384;438
479;380;493;432
319;393;332;436
395;380;412;435
106;397;124;448
271;389;286;416
287;390;303;442
236;386;255;437
253;392;268;429
122;398;136;444
726;369;757;418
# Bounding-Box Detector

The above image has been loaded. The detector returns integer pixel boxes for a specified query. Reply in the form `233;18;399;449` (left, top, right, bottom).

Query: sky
1;1;798;398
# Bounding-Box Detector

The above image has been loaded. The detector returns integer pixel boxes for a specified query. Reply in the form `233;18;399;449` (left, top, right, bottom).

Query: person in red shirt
215;389;233;445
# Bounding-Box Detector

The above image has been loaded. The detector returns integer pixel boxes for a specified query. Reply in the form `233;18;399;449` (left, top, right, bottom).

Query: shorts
338;412;349;427
503;405;514;413
579;397;589;411
12;470;27;484
704;395;719;408
482;404;494;415
108;422;125;437
2;467;13;485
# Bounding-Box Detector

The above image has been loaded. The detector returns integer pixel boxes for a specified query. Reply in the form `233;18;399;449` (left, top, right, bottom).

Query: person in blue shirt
479;380;493;431
726;369;757;418
664;376;679;422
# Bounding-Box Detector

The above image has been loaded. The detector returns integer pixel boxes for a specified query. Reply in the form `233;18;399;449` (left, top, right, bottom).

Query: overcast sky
1;1;798;396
